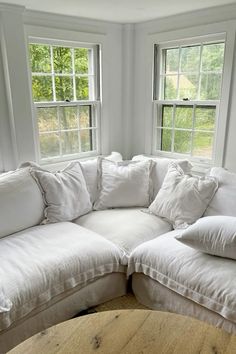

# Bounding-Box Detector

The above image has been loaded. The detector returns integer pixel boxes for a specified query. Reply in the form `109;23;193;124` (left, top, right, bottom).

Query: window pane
162;106;173;127
193;132;213;158
53;47;72;73
179;74;198;100
79;106;94;128
32;76;53;101
74;48;90;74
161;129;172;152
175;106;193;129
40;133;60;158
60;107;78;129
37;107;58;132
165;48;179;73
201;43;225;72
195;107;215;131
76;77;89;100
29;44;51;73
174;130;191;154
200;73;222;100
180;46;200;73
80;130;92;152
61;131;79;155
55;76;73;101
164;76;178;99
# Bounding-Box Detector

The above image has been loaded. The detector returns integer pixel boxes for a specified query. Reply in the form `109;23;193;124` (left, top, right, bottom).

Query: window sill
40;153;101;171
144;152;214;176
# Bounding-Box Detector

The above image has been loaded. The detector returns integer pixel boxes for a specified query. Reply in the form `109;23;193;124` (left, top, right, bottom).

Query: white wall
1;3;236;171
132;3;236;172
0;4;124;170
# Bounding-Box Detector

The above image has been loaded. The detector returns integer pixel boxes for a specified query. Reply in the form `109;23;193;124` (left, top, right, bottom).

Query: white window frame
29;37;101;164
153;34;224;165
145;22;235;171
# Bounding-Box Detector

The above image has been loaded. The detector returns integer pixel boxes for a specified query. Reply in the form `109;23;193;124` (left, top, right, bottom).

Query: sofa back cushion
132;155;192;199
204;167;236;217
0;168;45;238
79;159;98;203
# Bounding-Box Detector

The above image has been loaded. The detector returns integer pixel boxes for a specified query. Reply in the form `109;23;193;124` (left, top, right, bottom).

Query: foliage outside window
153;36;225;162
29;42;100;162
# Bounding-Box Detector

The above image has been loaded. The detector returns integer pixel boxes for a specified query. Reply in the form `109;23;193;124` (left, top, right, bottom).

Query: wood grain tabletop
7;309;236;354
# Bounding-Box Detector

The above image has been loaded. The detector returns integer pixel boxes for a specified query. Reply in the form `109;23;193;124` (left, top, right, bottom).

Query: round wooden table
8;310;236;353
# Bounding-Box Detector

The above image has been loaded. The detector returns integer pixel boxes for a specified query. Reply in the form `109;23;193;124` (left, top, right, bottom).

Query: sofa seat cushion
74;208;172;255
0;222;126;331
128;230;236;323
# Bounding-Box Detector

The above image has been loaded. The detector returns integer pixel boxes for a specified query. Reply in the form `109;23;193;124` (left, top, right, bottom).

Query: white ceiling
3;0;236;23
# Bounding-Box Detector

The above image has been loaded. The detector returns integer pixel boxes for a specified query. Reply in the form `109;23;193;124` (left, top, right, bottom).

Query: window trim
28;37;101;164
145;22;235;170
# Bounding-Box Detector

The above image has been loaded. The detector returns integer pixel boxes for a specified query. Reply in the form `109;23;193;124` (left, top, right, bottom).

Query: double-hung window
29;40;100;163
153;34;225;164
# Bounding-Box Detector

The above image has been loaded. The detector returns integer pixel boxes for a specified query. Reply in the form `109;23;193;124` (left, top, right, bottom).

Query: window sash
34;101;100;164
30;44;99;103
153;101;219;162
153;34;225;101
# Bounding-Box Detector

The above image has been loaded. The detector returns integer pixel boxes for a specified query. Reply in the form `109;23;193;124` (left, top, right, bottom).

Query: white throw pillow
79;152;123;203
94;158;153;210
176;216;236;260
132;155;192;199
149;163;218;229
31;162;92;223
204;167;236;217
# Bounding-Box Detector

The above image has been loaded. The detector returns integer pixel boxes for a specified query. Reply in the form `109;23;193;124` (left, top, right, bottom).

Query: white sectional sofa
1;153;236;352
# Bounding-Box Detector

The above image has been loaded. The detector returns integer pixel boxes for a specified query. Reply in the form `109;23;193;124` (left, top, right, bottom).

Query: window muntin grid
153;37;225;161
29;42;100;162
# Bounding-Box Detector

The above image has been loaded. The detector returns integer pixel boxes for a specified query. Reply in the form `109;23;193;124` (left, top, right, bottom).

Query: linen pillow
31;161;92;223
176;216;236;260
79;152;123;204
132;155;192;199
204;167;236;217
149;163;218;229
93;158;153;210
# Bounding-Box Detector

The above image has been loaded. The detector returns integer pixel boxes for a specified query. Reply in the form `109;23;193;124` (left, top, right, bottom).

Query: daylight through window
153;36;225;161
29;42;100;162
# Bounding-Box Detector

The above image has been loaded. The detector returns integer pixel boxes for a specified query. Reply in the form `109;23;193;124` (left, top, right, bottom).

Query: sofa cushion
149;163;218;229
79;152;123;204
75;208;172;255
94;159;153;210
31;162;92;223
0;168;44;238
176;216;236;260
0;222;126;331
128;230;236;323
132;155;192;199
205;167;236;217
